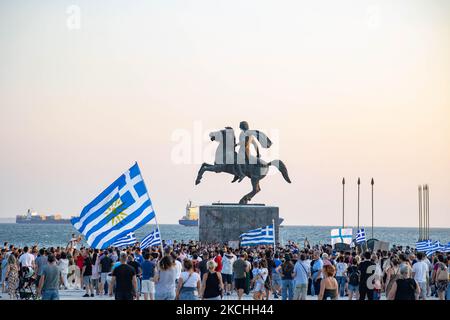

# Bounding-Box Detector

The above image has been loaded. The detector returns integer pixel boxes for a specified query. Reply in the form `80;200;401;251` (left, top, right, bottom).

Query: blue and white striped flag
415;239;432;252
240;224;274;247
445;242;450;253
426;241;446;257
141;228;161;249
112;232;137;248
71;163;156;249
331;228;353;246
355;228;366;244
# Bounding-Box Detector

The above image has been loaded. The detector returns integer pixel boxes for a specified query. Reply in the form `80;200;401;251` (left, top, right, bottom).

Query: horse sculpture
195;127;291;204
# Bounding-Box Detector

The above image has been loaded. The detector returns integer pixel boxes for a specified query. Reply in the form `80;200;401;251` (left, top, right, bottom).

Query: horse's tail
268;160;291;183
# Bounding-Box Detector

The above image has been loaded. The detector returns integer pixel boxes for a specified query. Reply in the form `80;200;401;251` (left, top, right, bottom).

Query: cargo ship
178;202;284;227
179;201;199;226
16;209;72;224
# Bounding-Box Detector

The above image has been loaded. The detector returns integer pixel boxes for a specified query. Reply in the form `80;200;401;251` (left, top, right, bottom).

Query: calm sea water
0;224;448;248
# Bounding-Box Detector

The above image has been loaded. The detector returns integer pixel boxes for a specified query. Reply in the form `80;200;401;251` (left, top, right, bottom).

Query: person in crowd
233;253;249;300
335;255;348;298
310;251;323;296
388;264;420;300
5;254;19;300
412;252;429;300
109;252;137;300
432;254;448;300
318;265;339;300
154;255;177;300
58;251;69;290
81;250;94;297
127;254;142;299
347;258;360;300
37;254;63;300
176;259;201;300
293;253;310;300
252;259;268;300
221;248;236;296
99;250;112;295
358;251;376;300
141;252;156;300
200;260;224;300
278;254;294;300
271;253;282;298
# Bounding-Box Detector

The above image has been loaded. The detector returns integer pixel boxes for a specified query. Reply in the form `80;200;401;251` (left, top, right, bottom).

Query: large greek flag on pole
240;224;274;246
71;163;155;249
331;228;353;246
426;241;446;257
112;232;137;248
141;228;161;249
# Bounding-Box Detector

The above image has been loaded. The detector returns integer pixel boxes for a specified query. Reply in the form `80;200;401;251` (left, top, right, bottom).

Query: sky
0;0;449;227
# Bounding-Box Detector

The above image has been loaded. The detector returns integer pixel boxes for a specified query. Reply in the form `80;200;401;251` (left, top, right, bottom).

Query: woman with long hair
5;254;19;300
154;255;177;300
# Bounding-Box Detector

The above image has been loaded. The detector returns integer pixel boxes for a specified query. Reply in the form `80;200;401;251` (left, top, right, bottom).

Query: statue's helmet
239;121;249;131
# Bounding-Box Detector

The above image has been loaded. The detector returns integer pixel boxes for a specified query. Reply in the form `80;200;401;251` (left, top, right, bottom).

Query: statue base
199;204;279;244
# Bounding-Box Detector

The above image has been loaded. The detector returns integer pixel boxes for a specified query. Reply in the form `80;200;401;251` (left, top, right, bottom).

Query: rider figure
232;121;261;183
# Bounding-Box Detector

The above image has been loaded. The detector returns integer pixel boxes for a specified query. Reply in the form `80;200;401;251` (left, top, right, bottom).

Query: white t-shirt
412;261;428;283
336;262;347;277
221;254;236;275
19;252;35;267
180;271;201;288
175;260;182;279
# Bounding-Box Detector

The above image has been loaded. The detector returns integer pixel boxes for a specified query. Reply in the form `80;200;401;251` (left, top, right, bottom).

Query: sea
0;224;448;248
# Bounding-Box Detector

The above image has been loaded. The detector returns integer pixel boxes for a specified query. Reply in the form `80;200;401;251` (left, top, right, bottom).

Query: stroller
17;266;37;300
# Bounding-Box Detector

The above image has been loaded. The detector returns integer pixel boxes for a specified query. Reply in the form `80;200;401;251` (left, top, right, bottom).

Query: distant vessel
178;202;284;227
16;209;72;224
179;201;199;227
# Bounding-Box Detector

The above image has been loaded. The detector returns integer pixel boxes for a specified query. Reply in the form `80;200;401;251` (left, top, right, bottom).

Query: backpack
437;263;448;281
349;267;360;286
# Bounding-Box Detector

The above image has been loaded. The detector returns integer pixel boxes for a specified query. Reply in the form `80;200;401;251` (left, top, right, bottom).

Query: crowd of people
0;235;449;301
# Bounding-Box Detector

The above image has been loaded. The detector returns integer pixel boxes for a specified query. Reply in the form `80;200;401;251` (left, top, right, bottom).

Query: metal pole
357;178;360;231
371;178;374;239
426;185;429;240
418;185;422;240
342;178;345;229
272;219;276;248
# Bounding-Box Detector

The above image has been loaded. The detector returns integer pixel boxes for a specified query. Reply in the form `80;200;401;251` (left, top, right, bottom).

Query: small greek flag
71;163;156;249
112;232;137;248
415;239;432;252
426;241;446;257
355;228;366;244
141;228;161;249
240;224;274;247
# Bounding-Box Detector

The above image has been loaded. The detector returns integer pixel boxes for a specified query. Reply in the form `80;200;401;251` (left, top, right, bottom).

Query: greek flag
141;228;161;249
426;241;446;257
415;239;432;252
355;228;366;244
330;228;353;246
71;163;156;249
240;224;274;246
112;232;137;248
445;242;450;253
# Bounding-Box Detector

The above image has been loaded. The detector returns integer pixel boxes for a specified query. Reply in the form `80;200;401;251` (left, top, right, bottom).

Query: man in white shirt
412;252;429;300
221;249;236;296
19;246;35;269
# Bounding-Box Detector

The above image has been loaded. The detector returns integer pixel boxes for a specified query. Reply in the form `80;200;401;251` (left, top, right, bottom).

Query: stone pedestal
199;204;279;244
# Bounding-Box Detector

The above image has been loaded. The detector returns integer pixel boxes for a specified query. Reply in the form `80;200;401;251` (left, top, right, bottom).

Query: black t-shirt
281;262;294;280
83;257;93;276
199;260;208;278
127;261;141;277
358;260;375;288
112;264;136;294
266;259;275;276
100;256;113;273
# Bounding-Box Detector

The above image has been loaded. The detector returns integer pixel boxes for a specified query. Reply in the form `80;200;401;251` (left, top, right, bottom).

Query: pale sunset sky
0;0;449;227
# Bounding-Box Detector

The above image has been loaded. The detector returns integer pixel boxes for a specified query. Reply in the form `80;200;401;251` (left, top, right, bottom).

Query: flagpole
342;178;345;229
138;162;164;254
272;219;276;249
418;185;422;241
371;178;374;240
357;178;360;231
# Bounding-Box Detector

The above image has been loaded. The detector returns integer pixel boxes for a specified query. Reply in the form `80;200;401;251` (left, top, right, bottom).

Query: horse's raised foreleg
239;178;260;204
195;163;211;185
